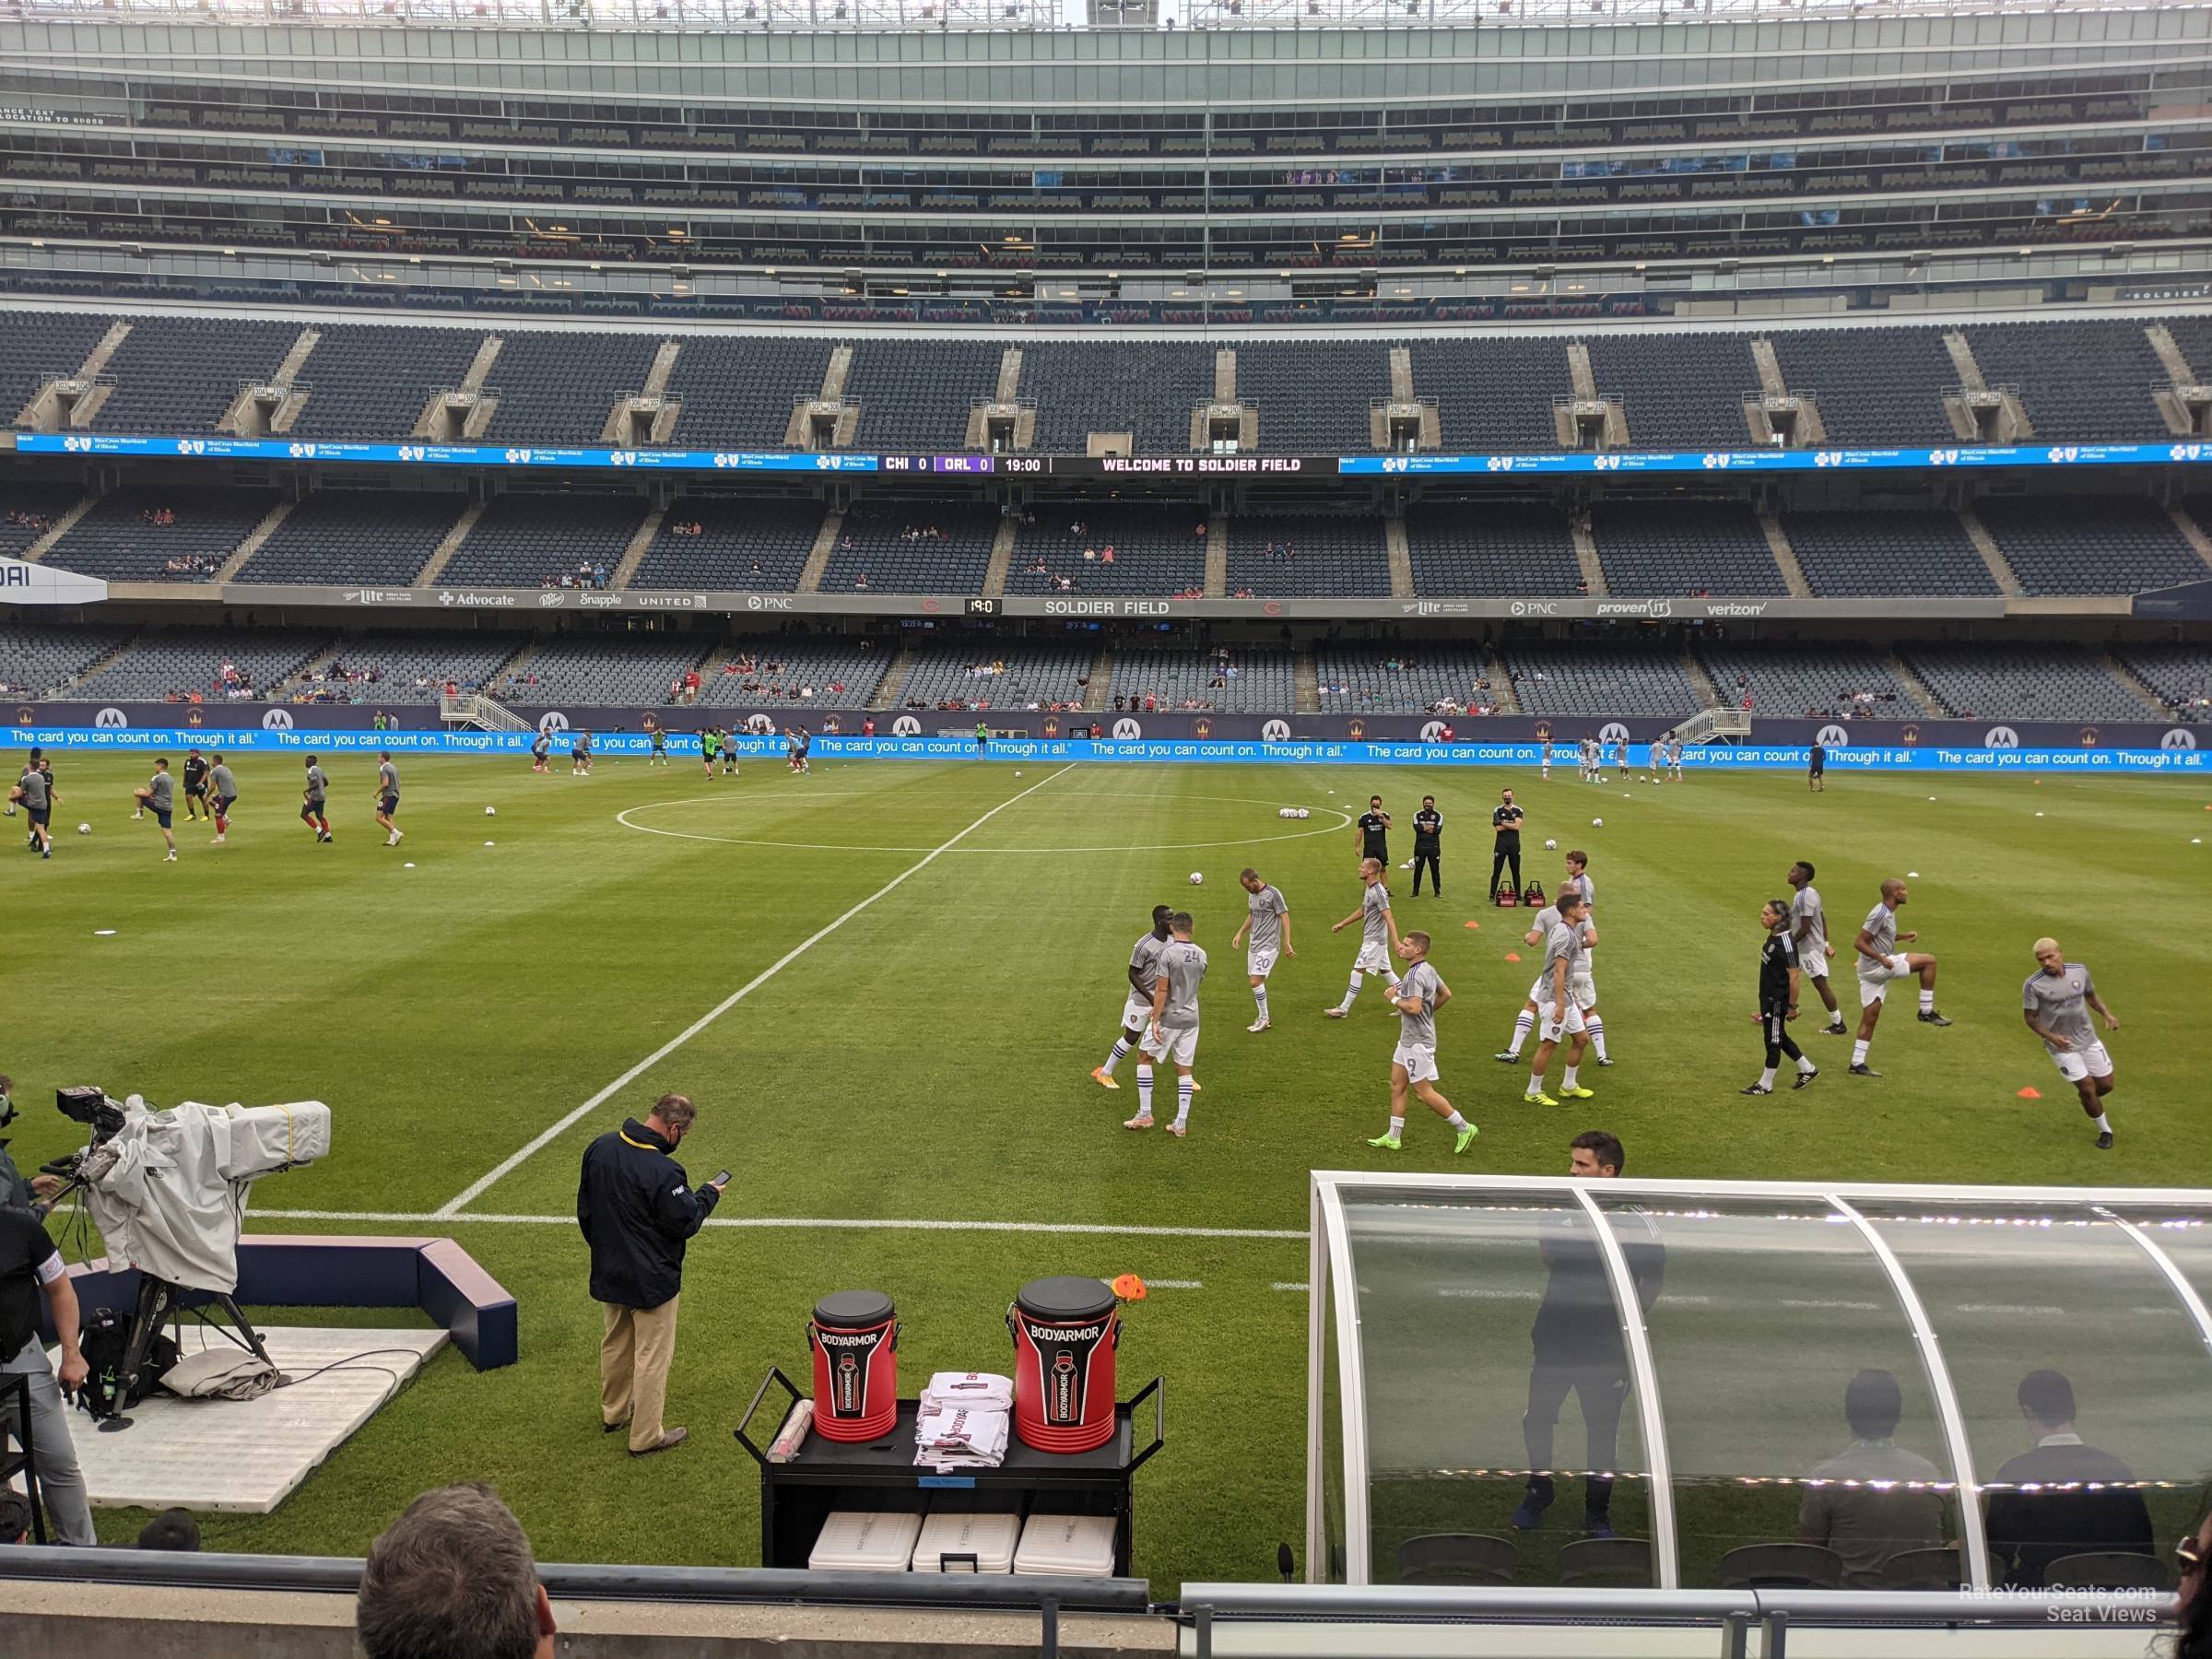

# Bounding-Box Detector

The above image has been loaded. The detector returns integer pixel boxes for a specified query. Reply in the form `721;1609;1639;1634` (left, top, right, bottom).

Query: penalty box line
430;762;1081;1219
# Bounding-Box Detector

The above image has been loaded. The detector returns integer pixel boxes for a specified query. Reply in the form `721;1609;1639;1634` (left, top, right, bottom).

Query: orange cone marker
2017;1087;2042;1100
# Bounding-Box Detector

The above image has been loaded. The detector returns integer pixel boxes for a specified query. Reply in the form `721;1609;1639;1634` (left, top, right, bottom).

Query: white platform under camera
50;1325;448;1514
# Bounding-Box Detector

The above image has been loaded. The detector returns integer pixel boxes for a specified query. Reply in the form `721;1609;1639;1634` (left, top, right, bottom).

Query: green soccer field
6;747;2210;1587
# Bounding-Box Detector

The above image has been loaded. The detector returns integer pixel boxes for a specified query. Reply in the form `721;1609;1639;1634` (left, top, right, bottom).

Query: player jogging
14;752;52;859
1743;899;1818;1095
531;728;551;774
1849;877;1948;1077
1126;912;1206;1137
1326;856;1402;1018
1354;795;1390;865
1786;861;1847;1035
1808;738;1827;794
1230;867;1292;1032
1368;930;1476;1155
135;757;177;862
2022;938;2121;1149
374;751;403;847
181;747;210;822
1093;905;1173;1089
1524;891;1595;1105
300;755;332;842
207;752;237;844
1490;787;1524;904
1411;795;1443;898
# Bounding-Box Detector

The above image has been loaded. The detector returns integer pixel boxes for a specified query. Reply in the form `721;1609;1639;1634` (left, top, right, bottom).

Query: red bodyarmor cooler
1007;1276;1119;1453
809;1289;899;1441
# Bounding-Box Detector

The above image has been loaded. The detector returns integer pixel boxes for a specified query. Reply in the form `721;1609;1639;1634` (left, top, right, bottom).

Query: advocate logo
1983;725;2020;749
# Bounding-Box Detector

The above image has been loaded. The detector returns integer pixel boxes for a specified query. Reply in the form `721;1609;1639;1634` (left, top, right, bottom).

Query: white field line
433;763;1080;1218
257;1207;1307;1240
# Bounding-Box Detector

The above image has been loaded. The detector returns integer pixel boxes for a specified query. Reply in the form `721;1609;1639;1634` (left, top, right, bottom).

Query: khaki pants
601;1296;679;1453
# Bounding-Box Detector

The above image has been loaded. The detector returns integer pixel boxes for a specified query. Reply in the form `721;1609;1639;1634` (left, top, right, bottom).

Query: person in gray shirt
1096;905;1174;1091
1326;857;1402;1018
2022;936;2121;1149
1129;912;1206;1139
1525;892;1594;1106
14;758;52;859
1230;868;1293;1034
301;755;332;843
1797;1369;1947;1589
1368;931;1476;1156
1787;860;1847;1034
207;752;239;845
134;758;178;862
1849;878;1947;1078
374;752;404;848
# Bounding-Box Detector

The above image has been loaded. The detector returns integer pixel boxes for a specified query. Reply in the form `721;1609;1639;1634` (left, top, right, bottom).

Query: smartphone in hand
710;1170;732;1188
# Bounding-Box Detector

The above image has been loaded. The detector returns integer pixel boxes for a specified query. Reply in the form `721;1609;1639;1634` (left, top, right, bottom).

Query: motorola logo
2160;727;2199;751
1816;725;1850;748
1112;717;1144;740
260;708;296;732
1597;723;1630;747
93;707;128;729
538;712;571;736
746;713;774;735
1983;725;2020;749
890;714;922;737
1260;719;1291;743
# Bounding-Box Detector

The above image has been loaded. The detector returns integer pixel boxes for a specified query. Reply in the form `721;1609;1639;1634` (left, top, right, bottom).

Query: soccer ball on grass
77;823;90;836
1544;838;1558;851
1188;871;1204;886
1591;818;1604;829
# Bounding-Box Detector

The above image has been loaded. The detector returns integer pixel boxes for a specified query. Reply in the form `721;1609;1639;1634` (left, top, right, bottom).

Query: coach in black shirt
1356;797;1390;865
1984;1369;2154;1587
1412;796;1443;898
1490;788;1525;901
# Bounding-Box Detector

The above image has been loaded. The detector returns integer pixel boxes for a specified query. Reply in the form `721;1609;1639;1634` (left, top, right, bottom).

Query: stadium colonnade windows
1310;1173;2212;1594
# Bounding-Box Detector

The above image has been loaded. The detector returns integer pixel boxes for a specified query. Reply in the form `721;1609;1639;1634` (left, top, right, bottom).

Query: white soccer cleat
1247;1018;1271;1033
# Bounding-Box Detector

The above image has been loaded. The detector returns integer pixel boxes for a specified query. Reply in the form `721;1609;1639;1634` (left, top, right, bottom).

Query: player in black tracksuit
1411;796;1443;897
1745;899;1818;1095
1489;789;1524;901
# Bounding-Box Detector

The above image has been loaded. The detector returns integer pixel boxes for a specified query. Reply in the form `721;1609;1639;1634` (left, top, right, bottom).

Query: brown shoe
629;1428;688;1457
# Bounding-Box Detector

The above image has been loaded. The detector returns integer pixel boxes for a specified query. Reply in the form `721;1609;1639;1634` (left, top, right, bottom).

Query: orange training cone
1465;920;1481;929
1503;951;1522;963
2017;1087;2042;1100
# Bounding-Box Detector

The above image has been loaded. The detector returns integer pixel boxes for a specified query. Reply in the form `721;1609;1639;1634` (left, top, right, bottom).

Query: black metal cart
735;1366;1163;1575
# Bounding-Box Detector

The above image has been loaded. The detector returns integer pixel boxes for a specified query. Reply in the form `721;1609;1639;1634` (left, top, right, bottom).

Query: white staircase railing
441;691;530;733
1673;705;1753;746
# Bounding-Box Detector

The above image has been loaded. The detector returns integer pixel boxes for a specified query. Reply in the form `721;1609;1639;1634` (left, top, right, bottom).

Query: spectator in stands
357;1484;555;1659
136;1508;202;1551
1983;1369;2153;1586
1796;1368;1946;1588
0;1490;29;1545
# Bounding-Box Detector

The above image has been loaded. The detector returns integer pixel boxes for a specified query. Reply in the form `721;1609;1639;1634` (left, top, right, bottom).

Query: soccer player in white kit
1093;905;1172;1090
2022;937;2121;1148
1497;853;1607;1065
1127;912;1206;1137
1368;930;1477;1154
1786;860;1847;1035
1325;856;1401;1018
1849;877;1949;1077
1526;891;1595;1106
1230;868;1293;1032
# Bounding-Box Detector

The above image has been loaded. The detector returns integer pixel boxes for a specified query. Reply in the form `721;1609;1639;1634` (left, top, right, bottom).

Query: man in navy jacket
578;1092;725;1456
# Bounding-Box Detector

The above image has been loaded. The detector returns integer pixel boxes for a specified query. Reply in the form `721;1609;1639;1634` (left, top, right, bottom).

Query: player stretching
784;725;810;775
1786;861;1847;1035
531;728;551;774
1525;891;1594;1105
1849;877;1948;1077
1326;857;1401;1018
1369;930;1477;1154
375;751;404;847
1092;905;1172;1090
1126;912;1206;1137
207;752;237;844
2022;938;2121;1149
1743;899;1818;1094
182;747;210;822
134;758;177;862
1230;868;1292;1032
1411;796;1443;898
301;754;333;843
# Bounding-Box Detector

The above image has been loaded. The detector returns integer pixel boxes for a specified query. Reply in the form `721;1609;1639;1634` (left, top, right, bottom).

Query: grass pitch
6;747;2210;1587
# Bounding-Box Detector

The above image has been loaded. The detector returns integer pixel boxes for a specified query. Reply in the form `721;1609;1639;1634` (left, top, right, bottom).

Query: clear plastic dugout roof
1306;1174;2212;1594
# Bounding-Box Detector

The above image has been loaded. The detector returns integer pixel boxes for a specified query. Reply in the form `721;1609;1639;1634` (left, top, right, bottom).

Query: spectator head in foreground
0;1491;30;1545
136;1507;201;1550
358;1484;555;1659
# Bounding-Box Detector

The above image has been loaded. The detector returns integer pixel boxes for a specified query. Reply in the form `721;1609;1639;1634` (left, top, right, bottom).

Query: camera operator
1;1179;94;1544
0;1076;64;1215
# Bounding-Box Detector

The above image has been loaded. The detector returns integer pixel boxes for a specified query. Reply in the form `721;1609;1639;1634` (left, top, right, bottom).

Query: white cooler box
807;1511;923;1572
909;1511;1020;1574
1012;1512;1116;1578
